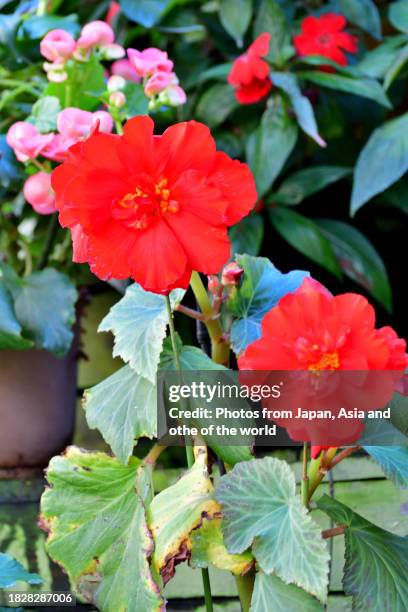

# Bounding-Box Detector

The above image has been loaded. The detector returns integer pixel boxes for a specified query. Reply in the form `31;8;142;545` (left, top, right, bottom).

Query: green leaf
246;96;298;197
123;82;149;117
18;14;80;40
254;0;289;66
195;63;233;85
0;283;33;350
389;0;408;33
250;571;324;612
315;219;392;311
317;494;408;611
41;448;164;611
84;365;157;464
357;36;407;79
227;254;308;353
216;458;329;601
364;446;408;489
229;214;264;257
220;0;253;47
148;446;220;579
384;43;408;90
270;72;325;146
9;268;77;356
273;166;351;205
0;553;42;588
269;208;342;277
298;70;391;108
351;112;408;214
45;56;105;111
99;283;184;384
339;0;381;40
191;517;253;575
27;96;61;133
120;0;173;27
196;83;238;128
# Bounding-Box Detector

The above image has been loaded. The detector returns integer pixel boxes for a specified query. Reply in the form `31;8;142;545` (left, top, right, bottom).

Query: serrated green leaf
229;214;264;257
227;254;308;353
273;166;351;205
191;517;253;575
246;96;298;197
0;283;33;350
27;96;61;133
148;446;220;579
351;112;408;214
99;283;184;383
317;494;408;611
0;553;42;588
216;458;329;601
84;365;157;464
41;448;164;612
339;0;381;39
250;571;323;612
270;72;325;146
298;70;391;108
315;219;392;311
220;0;252;47
196;83;238;128
8;268;77;356
364;446;408;488
389;0;408;33
269;208;342;277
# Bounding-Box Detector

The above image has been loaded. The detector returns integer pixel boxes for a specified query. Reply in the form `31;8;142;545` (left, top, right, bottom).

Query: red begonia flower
228;33;272;104
239;278;408;371
51;116;257;293
293;13;358;67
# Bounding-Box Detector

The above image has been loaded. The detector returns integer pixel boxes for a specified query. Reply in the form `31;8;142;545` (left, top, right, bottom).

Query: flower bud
40;29;76;62
221;262;244;286
207;275;221;295
109;91;126;107
107;74;126;92
23;172;56;215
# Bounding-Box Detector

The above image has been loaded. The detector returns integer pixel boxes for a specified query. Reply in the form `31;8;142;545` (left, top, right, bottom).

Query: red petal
248;32;271;57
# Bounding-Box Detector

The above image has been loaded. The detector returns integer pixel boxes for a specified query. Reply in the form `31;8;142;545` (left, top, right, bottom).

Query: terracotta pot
0;345;77;472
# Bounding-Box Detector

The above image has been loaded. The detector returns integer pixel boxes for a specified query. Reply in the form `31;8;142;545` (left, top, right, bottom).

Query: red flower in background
293;13;358;67
51;116;257;293
239;278;407;371
228;33;272;104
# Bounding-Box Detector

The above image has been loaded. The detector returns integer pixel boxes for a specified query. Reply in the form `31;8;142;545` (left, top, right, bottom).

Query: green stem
189;271;230;366
301;442;309;507
164;294;213;612
115;118;124;135
235;569;255;612
36;0;48;16
36;213;59;270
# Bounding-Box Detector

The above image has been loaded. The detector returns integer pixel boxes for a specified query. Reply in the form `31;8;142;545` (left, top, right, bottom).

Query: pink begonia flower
144;70;174;96
77;21;115;48
40;29;76;62
111;58;140;82
23;172;56;215
159;84;187;106
71;224;89;263
42;109;113;162
127;47;173;77
6;122;54;163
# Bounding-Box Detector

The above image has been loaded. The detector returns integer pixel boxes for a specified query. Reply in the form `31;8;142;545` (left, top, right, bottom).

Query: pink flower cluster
7;109;113;215
40;21;124;82
111;47;186;106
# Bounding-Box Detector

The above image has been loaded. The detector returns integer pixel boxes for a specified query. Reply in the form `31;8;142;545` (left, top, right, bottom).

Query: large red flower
228;33;272;104
51;116;257;293
239;278;407;371
293;13;358;67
